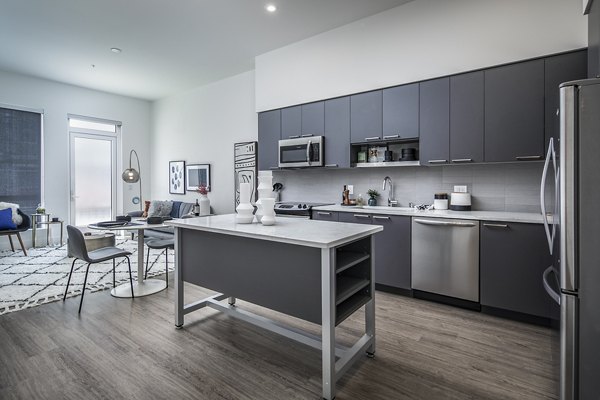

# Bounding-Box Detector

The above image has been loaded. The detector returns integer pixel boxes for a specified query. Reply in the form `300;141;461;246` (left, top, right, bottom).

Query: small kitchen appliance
278;136;324;168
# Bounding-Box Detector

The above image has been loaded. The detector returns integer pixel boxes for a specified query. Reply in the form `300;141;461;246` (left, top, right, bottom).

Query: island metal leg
175;227;184;328
366;235;376;357
321;247;336;400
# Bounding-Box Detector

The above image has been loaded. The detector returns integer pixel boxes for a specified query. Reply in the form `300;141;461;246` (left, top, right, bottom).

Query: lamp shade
122;168;140;183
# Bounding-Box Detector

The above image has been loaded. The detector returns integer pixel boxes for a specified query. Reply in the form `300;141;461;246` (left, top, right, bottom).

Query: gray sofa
128;201;197;240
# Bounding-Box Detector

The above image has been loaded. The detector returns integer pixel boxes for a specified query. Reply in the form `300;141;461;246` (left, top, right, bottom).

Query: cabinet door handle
288;135;300;139
372;215;390;220
483;223;509;228
383;135;400;139
301;134;313;137
414;219;476;227
451;158;473;163
353;214;371;219
324;164;338;168
428;159;448;164
365;137;380;141
317;212;332;216
515;155;543;161
269;167;280;170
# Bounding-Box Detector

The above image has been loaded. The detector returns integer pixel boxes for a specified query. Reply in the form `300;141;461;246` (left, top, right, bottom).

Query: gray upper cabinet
544;50;588;150
419;78;450;165
301;101;325;137
350;90;383;143
383;83;419;140
324;97;351;168
281;105;301;139
484;59;545;162
338;212;411;290
450;71;484;163
480;221;556;319
257;109;281;171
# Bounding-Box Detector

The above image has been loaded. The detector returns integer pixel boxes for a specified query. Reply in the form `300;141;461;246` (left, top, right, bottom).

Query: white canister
433;193;449;210
236;182;255;224
260;198;276;226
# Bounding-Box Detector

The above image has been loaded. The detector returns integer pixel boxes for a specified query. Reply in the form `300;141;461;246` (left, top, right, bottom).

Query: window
0;106;42;215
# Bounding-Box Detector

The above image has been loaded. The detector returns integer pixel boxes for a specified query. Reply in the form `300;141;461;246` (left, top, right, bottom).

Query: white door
69;132;117;226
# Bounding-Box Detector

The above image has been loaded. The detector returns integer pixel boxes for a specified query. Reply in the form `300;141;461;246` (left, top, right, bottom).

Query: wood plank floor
0;276;557;400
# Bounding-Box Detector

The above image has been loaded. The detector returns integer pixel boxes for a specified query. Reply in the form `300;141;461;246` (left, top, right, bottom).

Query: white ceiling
0;0;412;100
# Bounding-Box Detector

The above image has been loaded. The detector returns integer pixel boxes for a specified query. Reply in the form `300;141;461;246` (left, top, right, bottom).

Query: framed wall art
234;141;257;207
186;164;211;192
169;160;185;194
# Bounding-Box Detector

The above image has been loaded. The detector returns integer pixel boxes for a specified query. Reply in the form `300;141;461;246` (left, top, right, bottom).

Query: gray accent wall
274;163;548;213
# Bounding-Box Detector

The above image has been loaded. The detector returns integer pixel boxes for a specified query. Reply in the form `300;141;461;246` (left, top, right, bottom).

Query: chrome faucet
382;176;398;207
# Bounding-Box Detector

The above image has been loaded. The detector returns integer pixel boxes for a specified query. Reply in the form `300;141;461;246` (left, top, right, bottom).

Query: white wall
255;0;588;111
150;70;257;214
0;69;151;248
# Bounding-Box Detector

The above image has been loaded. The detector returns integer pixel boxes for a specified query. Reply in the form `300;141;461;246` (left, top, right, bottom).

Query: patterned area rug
0;239;173;316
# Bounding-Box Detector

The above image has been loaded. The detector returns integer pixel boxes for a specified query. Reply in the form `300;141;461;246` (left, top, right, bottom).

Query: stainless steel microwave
278;136;324;168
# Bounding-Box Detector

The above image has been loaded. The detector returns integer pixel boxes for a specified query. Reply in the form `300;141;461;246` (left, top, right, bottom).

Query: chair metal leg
16;232;27;256
112;259;116;287
126;256;134;298
7;235;15;252
165;250;169;288
78;263;91;313
145;246;150;279
63;258;77;301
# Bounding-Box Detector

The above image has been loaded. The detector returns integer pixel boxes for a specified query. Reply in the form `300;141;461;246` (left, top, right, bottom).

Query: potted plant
367;189;379;206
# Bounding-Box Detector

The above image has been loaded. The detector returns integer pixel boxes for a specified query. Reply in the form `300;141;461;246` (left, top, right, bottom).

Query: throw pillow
142;200;151;218
0;208;16;230
147;200;173;217
0;202;23;226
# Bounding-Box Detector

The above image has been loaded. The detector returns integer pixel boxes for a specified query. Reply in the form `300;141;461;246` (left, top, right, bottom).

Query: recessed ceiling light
266;4;277;13
111;47;122;54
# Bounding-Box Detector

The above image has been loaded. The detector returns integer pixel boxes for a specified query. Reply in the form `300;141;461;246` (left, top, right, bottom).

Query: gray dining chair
64;225;134;313
145;238;174;287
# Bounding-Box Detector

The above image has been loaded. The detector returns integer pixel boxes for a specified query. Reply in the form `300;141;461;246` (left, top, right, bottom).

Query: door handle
414;219;476;227
383;135;400;140
353;214;371;219
372;215;390;220
428;159;448;164
451;158;473;163
324;164;338;168
317;212;332;216
288;135;300;139
306;140;312;166
542;266;560;305
516;155;543;161
482;223;509;229
365;137;380;141
301;134;313;137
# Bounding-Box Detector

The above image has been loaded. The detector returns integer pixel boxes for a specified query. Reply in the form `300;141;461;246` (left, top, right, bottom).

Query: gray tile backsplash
273;163;549;213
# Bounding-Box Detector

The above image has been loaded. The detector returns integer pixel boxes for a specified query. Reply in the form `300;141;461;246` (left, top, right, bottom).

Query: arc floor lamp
122;149;142;210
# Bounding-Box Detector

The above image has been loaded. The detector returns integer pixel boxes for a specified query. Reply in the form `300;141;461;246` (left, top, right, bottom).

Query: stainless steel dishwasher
411;217;479;302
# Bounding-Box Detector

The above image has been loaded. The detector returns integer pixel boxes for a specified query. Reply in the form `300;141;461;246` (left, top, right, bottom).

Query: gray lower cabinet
484;59;545;162
324;97;351;168
257;109;281;171
419;77;450;165
350;90;383;143
312;210;339;222
480;221;556;319
338;212;411;290
383;83;419;140
281;105;302;139
450;71;484;163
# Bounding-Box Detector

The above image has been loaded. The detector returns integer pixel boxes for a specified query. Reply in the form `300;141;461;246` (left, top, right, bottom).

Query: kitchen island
166;214;382;400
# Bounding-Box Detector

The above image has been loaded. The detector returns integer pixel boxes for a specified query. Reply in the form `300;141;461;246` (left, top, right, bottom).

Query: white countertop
166;214;383;249
312;205;547;224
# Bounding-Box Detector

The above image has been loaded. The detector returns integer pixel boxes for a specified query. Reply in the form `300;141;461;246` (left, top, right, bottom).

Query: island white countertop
165;214;383;249
312;205;548;224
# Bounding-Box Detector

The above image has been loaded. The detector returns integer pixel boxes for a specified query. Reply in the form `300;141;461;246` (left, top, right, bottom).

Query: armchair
0;209;30;256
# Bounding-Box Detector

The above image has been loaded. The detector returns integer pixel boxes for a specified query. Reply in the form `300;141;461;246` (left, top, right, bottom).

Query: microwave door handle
540;138;553;254
306;140;312;166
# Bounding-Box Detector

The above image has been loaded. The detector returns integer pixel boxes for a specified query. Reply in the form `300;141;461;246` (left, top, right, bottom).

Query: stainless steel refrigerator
541;78;600;400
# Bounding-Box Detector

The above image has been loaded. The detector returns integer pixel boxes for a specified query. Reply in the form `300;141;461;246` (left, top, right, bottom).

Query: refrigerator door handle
542;266;561;305
540;138;555;254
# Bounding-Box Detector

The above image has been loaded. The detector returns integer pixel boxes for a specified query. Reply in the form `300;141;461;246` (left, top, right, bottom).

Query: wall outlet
454;185;468;193
347;185;354;195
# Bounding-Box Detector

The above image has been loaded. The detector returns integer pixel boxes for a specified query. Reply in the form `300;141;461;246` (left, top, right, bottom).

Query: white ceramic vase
236;182;254;224
255;174;273;223
199;194;210;216
260;198;276;226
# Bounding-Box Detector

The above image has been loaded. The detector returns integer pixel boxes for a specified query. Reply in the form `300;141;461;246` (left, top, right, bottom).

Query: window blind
0;107;42;215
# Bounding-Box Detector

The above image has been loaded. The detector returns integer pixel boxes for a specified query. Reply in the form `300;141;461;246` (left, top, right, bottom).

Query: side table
31;215;64;247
